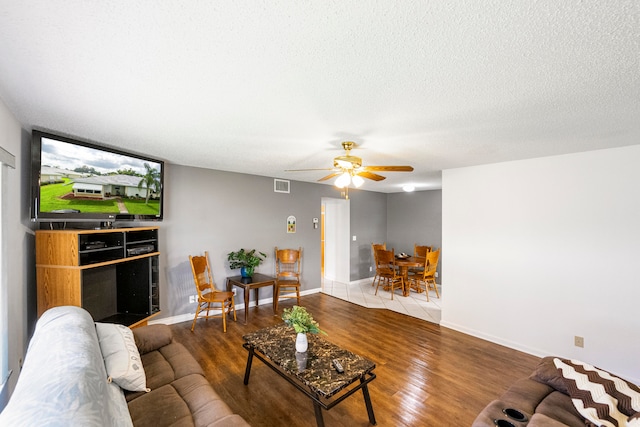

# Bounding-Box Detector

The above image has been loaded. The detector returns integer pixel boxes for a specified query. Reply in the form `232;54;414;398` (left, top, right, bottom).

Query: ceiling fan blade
360;165;414;172
318;172;342;182
356;171;386;181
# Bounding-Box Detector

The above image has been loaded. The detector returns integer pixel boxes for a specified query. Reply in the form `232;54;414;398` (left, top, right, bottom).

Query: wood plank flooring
169;293;540;426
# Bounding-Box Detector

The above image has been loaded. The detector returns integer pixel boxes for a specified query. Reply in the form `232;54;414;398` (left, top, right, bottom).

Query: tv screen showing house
33;130;164;221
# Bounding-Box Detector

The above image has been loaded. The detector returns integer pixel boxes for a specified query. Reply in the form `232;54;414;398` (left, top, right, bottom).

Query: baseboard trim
440;320;640;385
151;287;322;326
439;319;547;358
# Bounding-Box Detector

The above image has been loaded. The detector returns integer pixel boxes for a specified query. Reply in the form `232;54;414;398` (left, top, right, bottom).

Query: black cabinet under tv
36;226;160;327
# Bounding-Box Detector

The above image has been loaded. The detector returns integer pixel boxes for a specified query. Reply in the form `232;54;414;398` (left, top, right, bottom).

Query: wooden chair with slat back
408;248;440;301
408;244;432;276
274;247;302;312
371;243;387;287
414;244;432;258
189;251;236;332
374;248;404;300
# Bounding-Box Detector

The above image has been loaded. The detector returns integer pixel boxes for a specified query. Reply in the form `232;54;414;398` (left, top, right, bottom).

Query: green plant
282;305;326;335
226;249;267;275
137;162;162;205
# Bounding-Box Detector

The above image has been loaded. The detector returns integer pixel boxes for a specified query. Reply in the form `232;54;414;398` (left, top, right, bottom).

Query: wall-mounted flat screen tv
31;130;164;223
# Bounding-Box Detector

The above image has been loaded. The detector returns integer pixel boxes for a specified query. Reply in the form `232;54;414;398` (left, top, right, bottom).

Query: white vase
295;332;308;353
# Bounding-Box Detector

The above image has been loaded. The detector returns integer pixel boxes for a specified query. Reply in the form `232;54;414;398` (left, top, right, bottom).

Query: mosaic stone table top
243;323;376;398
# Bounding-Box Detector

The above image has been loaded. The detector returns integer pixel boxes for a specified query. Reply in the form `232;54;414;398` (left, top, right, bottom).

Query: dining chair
413;244;432;258
408;248;440;301
189;251;236;332
274;247;302;312
374;248;404;300
409;244;432;275
371;243;387;287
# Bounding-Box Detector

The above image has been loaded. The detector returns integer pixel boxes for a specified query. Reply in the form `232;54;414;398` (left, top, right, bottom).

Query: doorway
321;197;350;285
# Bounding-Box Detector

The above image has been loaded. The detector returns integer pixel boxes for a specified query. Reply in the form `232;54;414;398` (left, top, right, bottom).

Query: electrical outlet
435;271;439;278
369;266;373;272
574;336;584;348
188;295;197;304
232;288;237;296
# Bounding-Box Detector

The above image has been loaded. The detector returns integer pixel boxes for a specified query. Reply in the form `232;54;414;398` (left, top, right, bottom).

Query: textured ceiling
0;1;638;192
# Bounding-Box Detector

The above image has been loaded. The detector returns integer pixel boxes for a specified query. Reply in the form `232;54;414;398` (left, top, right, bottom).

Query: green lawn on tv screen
122;199;160;215
40;181;160;215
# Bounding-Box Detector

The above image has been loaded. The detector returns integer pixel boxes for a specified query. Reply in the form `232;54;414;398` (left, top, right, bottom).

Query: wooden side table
394;256;424;296
226;273;276;324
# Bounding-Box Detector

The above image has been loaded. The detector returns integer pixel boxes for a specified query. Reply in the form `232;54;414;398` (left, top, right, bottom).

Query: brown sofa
473;356;640;427
128;324;250;427
472;363;585;426
0;306;250;427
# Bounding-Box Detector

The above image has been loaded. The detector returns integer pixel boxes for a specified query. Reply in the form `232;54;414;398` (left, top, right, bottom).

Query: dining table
393;255;425;296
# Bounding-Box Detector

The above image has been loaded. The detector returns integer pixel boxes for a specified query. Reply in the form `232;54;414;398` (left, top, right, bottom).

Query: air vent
274;179;290;193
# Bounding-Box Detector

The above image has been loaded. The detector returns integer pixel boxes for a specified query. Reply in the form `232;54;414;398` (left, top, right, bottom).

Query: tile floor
321;278;442;324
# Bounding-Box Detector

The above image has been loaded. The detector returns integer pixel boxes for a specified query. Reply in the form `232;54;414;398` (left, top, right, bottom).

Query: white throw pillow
95;322;149;392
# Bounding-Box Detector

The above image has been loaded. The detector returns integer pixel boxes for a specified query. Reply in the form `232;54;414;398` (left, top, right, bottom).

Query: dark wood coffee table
226;273;276;324
243;324;377;427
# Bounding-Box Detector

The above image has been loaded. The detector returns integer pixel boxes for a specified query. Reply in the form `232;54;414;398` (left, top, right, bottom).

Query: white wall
0;97;32;401
441;145;640;384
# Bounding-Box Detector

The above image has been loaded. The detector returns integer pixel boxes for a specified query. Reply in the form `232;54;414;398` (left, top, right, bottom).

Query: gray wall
156;166;442;320
158;164;394;320
387;190;443;278
387;190;442;253
349;189;387;281
156;166;441;319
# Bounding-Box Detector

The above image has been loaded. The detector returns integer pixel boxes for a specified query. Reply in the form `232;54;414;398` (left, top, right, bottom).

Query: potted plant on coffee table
282;305;326;353
227;248;267;278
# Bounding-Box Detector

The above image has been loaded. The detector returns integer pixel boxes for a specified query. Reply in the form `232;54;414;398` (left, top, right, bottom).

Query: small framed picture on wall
287;215;296;233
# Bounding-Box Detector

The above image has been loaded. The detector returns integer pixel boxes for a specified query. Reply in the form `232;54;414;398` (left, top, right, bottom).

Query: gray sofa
0;306;250;426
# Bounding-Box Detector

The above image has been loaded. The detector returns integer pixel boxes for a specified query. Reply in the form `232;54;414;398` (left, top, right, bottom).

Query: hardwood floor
169;293;540;426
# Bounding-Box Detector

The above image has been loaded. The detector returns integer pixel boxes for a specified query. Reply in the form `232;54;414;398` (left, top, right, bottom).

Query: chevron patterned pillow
554;358;640;427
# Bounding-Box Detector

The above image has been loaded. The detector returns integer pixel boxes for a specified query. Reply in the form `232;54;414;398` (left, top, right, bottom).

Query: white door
321;197;350;283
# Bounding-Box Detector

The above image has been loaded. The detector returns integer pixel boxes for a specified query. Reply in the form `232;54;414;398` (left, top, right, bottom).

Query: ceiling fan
286;141;413;188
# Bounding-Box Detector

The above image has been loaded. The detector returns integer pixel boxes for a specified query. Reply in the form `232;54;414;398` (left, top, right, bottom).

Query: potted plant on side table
227;248;267;278
282;305;326;353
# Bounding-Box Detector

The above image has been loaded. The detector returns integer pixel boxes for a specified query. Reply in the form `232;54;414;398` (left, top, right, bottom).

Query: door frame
321;197;350;284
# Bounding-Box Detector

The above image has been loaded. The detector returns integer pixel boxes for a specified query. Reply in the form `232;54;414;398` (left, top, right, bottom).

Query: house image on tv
40;166;87;183
72;175;158;199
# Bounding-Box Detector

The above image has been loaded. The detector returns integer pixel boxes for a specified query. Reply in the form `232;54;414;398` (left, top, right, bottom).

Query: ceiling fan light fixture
335;172;351;188
352;174;364;188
